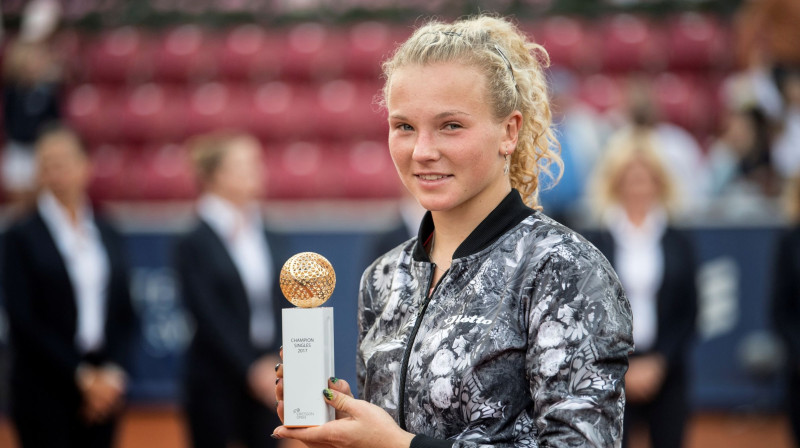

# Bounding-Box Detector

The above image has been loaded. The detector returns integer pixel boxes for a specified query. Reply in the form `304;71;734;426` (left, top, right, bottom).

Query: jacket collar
412;189;535;262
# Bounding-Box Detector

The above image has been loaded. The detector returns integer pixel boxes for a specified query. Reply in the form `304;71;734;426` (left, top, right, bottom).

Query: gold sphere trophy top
280;252;336;427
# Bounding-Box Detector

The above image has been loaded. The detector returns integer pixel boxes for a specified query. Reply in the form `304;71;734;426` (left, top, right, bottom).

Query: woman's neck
429;189;509;265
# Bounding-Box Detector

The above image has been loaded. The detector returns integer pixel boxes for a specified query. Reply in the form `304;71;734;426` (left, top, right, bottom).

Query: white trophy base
282;307;335;427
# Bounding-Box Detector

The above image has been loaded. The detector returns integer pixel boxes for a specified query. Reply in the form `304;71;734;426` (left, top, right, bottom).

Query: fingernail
329;376;338;384
271;433;282;439
275;378;280;385
275;363;281;372
322;388;334;400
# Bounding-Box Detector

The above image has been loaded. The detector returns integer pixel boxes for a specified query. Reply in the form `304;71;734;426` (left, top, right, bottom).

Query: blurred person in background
707;106;780;197
174;131;286;448
540;68;608;226
1;125;136;448
771;173;800;447
584;130;697;448
607;78;709;214
1;39;63;206
771;67;800;181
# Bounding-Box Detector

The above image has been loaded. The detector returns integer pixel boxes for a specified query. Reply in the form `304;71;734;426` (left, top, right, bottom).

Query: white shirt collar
38;190;97;242
605;205;667;246
197;193;262;241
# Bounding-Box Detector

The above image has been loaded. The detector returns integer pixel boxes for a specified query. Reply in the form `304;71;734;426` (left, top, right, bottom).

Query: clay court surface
0;407;795;448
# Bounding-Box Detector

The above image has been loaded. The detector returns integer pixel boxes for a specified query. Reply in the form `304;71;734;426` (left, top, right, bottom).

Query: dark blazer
174;220;287;388
2;209;136;407
773;226;800;364
584;227;697;375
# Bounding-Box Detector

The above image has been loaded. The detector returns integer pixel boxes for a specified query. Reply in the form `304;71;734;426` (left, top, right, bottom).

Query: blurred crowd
2;0;800;447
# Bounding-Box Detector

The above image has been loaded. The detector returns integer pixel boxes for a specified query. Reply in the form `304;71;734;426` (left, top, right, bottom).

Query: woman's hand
275;347;354;423
272;388;415;448
625;354;666;403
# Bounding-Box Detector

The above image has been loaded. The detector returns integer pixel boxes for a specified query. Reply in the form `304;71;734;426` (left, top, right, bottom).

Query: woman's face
210;138;265;205
387;62;519;215
617;157;661;210
37;135;90;202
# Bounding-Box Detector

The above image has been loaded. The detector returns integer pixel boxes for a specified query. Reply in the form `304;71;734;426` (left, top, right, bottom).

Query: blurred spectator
1;126;136;448
2;39;63;204
772;67;800;180
607;77;709;214
584;130;698;448
707;106;780;197
174;131;286;448
772;174;800;447
540;68;608;225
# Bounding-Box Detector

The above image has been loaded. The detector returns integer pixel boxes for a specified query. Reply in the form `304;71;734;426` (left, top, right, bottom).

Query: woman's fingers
328;377;353;398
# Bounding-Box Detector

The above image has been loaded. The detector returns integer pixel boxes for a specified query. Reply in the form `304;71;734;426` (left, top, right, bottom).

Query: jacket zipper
398;262;445;431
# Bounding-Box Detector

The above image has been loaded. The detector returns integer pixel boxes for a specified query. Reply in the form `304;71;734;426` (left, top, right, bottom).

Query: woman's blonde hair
380;15;561;209
589;129;679;217
187;131;259;187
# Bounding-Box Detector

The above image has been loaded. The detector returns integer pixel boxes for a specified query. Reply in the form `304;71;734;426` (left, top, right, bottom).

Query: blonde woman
585;131;697;448
274;15;632;448
174;132;286;448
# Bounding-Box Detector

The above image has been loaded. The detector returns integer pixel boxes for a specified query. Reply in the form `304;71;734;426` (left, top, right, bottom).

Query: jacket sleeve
522;252;632;447
653;231;698;370
2;226;82;385
175;235;257;382
772;230;800;361
102;225;138;372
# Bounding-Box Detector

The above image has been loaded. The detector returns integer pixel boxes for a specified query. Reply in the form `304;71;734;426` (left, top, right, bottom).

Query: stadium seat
131;144;196;200
652;72;712;135
312;80;387;140
264;141;341;199
120;83;189;144
153;25;217;82
88;144;134;201
578;74;625;113
338;140;401;198
280;23;346;81
245;81;316;141
599;14;666;72
533;16;601;71
64;84;125;146
81;27;153;83
216;25;283;81
342;22;395;79
666;12;730;70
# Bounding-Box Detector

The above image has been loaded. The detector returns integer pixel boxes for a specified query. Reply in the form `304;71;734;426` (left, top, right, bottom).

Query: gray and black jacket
357;190;633;448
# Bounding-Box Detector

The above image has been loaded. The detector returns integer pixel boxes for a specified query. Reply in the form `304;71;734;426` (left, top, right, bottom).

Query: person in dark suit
584;130;697;448
773;175;800;446
2;126;136;448
175;131;285;448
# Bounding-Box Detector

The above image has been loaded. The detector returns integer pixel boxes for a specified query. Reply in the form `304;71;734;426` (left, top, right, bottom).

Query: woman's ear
502;111;523;155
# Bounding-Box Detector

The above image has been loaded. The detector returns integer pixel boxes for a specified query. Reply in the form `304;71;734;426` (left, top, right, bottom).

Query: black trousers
12;385;117;448
184;378;280;448
622;371;689;448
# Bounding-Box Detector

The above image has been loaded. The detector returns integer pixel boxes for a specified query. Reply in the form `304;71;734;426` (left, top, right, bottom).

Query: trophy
280;252;336;427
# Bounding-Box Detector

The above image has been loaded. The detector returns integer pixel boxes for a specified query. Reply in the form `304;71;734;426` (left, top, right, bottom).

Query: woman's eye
444;123;462;130
397;124;413;131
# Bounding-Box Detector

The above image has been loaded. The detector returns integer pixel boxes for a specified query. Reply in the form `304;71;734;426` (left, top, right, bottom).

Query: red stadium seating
342;22;398;79
312;80;387;140
81;27;154;83
280;23;346;81
263;141;342;199
245;81;317;141
152;25;217;82
65;84;125;146
665;12;731;70
578;74;625;113
532;16;601;71
652;72;713;136
337;140;401;198
216;25;283;81
599;14;666;72
119;83;189;144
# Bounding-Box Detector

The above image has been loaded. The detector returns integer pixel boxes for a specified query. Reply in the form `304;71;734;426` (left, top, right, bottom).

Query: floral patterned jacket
357;191;633;448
